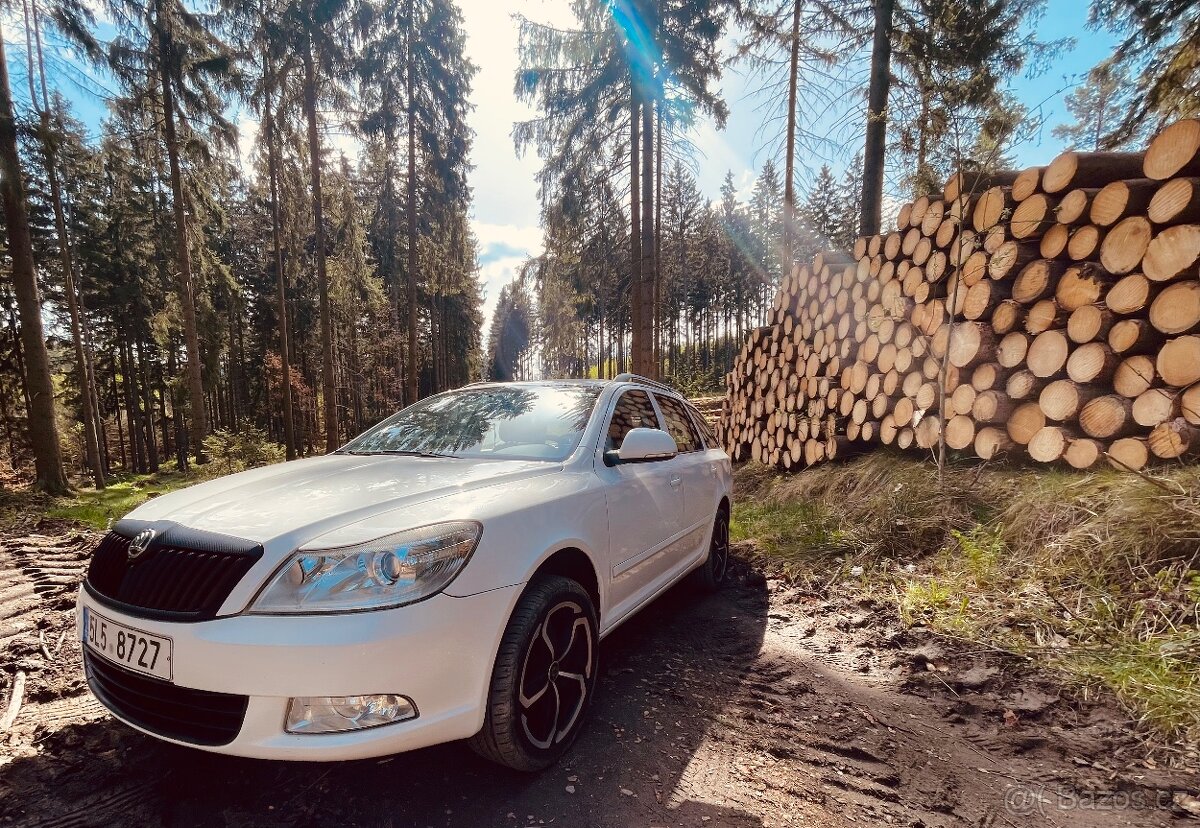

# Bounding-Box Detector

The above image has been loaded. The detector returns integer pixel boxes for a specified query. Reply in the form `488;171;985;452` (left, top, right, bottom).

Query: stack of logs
717;119;1200;471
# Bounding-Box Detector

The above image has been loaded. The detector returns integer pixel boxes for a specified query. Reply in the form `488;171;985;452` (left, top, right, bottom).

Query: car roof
461;377;685;399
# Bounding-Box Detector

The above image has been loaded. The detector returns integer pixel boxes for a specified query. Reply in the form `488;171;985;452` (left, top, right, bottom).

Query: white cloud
473;220;544;253
472;219;543;334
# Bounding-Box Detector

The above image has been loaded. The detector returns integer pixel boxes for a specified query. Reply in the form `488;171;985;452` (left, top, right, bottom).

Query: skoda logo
128;529;156;561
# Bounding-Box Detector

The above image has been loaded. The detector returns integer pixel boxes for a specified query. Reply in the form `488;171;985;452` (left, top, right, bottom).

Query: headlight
249;521;482;614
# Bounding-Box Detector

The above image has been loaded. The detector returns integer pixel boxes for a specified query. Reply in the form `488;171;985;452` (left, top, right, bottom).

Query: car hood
125;454;561;544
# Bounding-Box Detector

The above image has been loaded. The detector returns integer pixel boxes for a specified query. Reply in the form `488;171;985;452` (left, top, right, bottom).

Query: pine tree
1053;63;1151;150
0;28;68;492
802;164;840;245
1089;0;1199;134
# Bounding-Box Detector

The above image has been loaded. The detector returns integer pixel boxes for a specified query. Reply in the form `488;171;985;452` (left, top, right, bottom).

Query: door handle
669;476;682;488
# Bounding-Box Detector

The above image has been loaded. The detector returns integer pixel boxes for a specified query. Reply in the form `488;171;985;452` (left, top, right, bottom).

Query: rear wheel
469;575;598;771
689;510;730;592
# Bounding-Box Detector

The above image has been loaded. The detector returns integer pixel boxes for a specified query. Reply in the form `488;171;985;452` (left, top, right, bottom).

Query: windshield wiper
341;449;455;459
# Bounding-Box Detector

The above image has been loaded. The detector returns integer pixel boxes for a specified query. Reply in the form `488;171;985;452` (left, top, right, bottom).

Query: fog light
286;694;418;734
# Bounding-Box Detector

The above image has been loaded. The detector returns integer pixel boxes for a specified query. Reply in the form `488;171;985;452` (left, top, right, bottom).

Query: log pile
716;119;1200;472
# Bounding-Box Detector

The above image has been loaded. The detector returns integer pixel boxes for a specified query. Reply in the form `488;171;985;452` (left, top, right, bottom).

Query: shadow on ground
4;575;771;828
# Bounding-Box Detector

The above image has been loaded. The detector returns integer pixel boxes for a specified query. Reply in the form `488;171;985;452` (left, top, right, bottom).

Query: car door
651;393;717;565
595;389;685;622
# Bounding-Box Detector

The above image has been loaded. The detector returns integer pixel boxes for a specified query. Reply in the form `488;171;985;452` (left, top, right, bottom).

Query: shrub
202;424;286;474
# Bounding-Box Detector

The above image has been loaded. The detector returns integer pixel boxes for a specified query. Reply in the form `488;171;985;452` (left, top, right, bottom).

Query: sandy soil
1;526;1196;827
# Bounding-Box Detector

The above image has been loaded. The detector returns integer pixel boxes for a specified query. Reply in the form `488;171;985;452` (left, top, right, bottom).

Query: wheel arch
528;545;602;622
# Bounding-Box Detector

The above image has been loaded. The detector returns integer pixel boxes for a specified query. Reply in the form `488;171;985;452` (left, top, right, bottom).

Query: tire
689;509;731;593
469;574;599;772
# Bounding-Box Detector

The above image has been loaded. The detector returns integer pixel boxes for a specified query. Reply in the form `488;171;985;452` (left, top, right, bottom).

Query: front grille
85;522;263;621
85;650;248;746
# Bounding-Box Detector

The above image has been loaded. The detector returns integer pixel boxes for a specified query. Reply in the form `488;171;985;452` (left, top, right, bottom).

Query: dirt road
1;527;1195;827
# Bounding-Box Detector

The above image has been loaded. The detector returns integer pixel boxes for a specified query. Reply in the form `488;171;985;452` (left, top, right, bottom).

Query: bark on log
1089;179;1158;226
1148;178;1200;224
1143;119;1200;180
1148;418;1198;458
1067;304;1114;344
1107;318;1161;354
1043;151;1144;193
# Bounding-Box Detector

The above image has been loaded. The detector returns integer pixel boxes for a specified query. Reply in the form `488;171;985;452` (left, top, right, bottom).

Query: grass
731;451;1200;758
0;461;234;532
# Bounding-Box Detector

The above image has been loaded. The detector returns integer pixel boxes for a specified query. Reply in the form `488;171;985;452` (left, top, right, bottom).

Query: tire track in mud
1;530;100;753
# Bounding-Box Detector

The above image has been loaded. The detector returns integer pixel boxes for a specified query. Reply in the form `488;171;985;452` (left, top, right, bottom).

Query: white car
77;375;732;770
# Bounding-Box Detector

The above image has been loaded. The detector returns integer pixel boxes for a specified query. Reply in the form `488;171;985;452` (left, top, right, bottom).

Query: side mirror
604;427;678;466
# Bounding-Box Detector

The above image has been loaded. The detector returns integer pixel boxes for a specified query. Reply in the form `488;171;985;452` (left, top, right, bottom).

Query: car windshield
340;385;602;462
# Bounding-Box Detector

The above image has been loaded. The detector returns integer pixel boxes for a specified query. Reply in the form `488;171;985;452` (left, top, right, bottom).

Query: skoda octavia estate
77;375;732;770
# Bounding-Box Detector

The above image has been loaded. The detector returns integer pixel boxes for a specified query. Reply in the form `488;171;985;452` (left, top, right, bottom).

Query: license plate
83;607;173;682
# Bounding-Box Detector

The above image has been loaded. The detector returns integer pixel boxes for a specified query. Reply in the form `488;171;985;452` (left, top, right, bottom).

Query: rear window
654;394;702;453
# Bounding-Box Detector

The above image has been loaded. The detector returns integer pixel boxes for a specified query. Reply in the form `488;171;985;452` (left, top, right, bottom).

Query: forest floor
1;459;1198;827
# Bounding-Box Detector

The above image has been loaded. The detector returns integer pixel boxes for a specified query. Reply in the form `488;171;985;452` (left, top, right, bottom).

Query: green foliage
1052;63;1152;150
202;425;286;475
40;465;227;529
1089;0;1200;133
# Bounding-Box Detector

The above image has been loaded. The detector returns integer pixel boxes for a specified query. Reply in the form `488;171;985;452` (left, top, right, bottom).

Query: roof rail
612;372;676;393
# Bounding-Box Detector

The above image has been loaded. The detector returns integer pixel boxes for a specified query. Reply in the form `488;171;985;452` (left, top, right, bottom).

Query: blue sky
13;0;1121;332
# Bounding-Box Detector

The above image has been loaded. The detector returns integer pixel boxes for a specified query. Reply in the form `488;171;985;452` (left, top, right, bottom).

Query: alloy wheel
711;513;730;582
518;601;594;749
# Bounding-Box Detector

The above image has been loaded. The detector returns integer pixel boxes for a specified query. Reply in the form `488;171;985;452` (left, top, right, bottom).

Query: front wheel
469;575;599;771
689;510;730;592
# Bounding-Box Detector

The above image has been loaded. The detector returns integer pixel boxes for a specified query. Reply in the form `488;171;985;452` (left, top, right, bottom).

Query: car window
685;402;716;448
654;394;702;453
605;390;659;452
342;385;601;462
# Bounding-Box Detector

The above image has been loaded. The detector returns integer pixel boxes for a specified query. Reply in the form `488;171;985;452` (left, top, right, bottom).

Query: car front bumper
75;583;520;761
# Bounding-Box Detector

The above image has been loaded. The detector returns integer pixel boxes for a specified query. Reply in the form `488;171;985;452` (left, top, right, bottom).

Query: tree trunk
639;89;656;378
26;0;102;487
405;0;420;405
860;0;894;236
630;84;643;377
0;29;67;493
654;100;663;376
263;68;296;460
783;0;801;262
157;12;207;464
303;38;338;452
